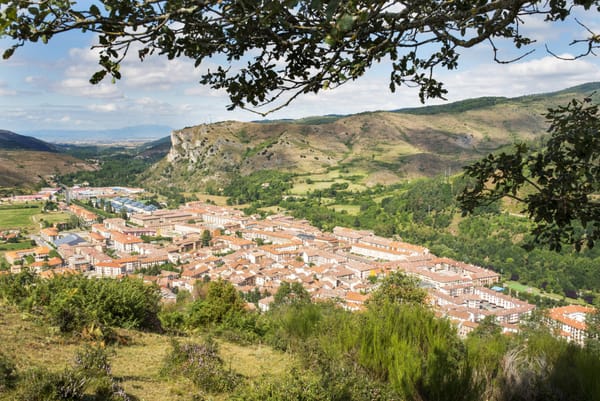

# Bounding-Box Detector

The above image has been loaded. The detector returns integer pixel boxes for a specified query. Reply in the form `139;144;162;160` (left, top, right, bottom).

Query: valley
0;83;598;401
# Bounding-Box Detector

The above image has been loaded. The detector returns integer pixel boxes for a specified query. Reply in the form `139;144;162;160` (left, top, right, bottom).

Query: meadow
0;306;295;401
0;204;41;230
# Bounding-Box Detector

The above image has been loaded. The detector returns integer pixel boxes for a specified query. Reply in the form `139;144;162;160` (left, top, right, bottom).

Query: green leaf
89;4;101;17
2;47;15;60
89;70;107;84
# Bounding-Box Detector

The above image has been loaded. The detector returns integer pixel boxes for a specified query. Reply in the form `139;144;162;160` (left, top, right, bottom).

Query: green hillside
0;130;58;152
142;82;600;191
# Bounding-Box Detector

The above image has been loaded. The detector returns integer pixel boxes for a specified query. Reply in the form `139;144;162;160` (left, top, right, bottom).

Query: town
1;186;595;344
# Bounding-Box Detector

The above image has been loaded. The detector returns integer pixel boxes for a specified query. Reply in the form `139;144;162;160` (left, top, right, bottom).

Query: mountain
0;130;96;188
143;82;600;190
0;130;58;152
136;136;172;160
22;124;173;144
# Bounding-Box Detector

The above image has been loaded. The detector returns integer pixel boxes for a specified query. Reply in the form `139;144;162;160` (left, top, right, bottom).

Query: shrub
0;352;17;392
73;345;112;377
2;274;162;334
162;338;241;393
18;368;86;401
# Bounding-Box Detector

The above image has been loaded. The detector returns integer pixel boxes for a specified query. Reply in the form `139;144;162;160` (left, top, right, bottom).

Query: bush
73;345;112;377
0;352;17;392
17;346;131;401
1;274;162;334
18;368;86;401
161;338;241;393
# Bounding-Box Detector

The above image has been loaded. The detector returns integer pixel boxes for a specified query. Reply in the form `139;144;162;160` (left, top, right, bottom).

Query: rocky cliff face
153;119;352;189
144;83;598;191
167;123;243;171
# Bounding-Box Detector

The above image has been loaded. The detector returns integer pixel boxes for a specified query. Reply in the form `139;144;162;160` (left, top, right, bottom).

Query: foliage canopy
1;0;599;114
460;98;600;250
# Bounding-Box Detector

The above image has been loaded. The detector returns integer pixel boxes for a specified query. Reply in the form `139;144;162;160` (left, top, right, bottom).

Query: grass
504;281;586;305
327;204;361;215
0;240;35;252
290;167;370;194
0;204;42;230
185;194;231;206
0;307;296;401
32;212;71;226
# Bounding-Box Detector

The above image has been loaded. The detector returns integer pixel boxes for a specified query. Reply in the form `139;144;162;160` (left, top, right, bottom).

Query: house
68;204;98;225
95;261;126;278
4;246;51;264
38;267;79;279
546;305;597;346
54;234;87;247
111;231;144;253
40;227;59;242
258;296;275;312
28;257;64;273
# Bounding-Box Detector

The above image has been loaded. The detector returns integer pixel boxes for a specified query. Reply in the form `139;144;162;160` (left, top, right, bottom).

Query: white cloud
121;56;203;89
87;103;118;112
507;56;597;77
0;80;17;96
55;78;122;98
183;86;226;97
438;56;600;101
0;88;17;96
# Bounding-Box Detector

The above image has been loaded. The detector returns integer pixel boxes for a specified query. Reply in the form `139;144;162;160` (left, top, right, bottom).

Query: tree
367;271;427;308
273;281;311;306
459;98;600;251
586;305;600;354
188;279;245;326
201;229;212;247
1;1;598;115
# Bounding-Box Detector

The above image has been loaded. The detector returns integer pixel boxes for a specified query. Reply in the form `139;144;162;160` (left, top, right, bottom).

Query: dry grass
185;194;231;206
0;307;296;401
0;150;94;187
327;204;361;215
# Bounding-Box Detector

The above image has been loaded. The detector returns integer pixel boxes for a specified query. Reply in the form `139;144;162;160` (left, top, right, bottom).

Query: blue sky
1;8;599;135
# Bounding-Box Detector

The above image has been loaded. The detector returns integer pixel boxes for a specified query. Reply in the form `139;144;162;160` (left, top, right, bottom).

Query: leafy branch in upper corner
459;98;600;251
1;1;599;115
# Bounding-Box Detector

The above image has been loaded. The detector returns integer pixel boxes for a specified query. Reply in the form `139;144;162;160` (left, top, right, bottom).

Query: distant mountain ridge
22;124;173;144
0;130;58;152
0;130;97;187
142;82;600;190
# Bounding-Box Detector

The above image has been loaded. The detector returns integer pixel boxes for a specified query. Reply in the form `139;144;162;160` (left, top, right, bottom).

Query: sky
1;6;599;136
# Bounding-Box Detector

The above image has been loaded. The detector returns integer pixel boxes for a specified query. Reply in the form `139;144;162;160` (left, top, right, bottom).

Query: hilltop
0;130;58;152
143;82;600;190
0;130;96;188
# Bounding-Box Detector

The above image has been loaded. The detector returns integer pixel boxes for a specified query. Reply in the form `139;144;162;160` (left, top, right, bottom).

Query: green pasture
290;175;368;195
33;212;71;225
0;204;42;230
504;281;585;305
327;204;361;215
0;240;36;252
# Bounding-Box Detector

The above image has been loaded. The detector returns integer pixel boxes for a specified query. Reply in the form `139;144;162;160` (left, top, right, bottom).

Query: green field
32;211;71;225
0;240;35;252
328;204;361;215
0;204;42;230
504;281;585;305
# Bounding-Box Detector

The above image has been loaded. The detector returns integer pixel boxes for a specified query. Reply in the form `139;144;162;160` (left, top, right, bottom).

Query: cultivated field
0;204;42;230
